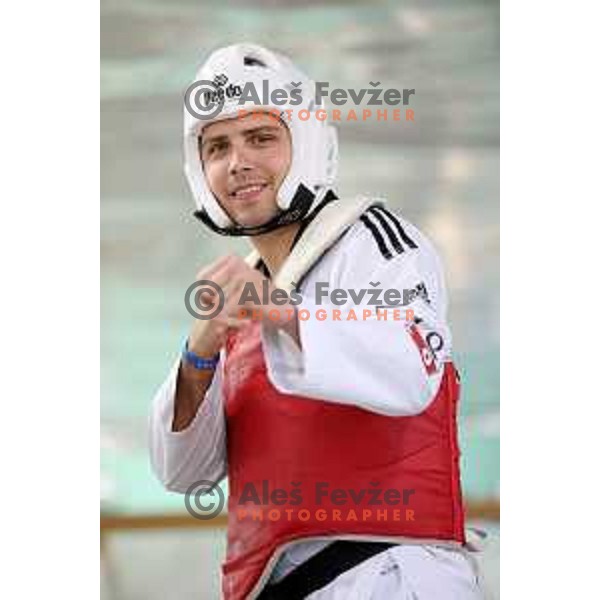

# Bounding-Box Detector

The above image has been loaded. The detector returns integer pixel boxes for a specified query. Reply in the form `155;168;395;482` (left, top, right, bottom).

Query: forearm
149;358;226;491
172;360;217;431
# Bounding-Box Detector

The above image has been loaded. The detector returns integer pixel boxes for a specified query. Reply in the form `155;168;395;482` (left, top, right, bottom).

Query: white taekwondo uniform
149;197;484;599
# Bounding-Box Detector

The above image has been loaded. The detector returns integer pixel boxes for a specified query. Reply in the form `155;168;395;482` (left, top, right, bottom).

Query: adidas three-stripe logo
359;205;418;260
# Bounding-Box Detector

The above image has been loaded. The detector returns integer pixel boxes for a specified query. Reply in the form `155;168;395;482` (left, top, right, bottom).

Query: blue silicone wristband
182;341;220;371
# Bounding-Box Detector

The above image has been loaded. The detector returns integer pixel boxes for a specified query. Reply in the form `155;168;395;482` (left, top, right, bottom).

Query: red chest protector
221;322;465;599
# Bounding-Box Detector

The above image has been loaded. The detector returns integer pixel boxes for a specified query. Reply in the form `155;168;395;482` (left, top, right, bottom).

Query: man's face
200;112;292;228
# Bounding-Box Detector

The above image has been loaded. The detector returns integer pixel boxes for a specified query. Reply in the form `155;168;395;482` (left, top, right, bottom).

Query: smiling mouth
229;182;269;199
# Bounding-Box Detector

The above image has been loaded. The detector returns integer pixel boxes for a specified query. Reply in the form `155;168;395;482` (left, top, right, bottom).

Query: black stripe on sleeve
359;214;393;260
367;207;405;255
370;206;418;249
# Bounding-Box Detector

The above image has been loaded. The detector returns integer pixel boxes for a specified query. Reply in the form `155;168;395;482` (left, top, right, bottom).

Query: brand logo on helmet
184;77;244;121
202;79;243;107
213;73;228;87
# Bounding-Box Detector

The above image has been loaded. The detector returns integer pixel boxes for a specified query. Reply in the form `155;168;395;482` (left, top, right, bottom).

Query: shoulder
295;198;448;299
303;202;448;313
333;203;444;276
349;204;425;257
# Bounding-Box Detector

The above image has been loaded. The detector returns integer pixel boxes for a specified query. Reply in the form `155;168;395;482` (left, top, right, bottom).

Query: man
150;43;483;599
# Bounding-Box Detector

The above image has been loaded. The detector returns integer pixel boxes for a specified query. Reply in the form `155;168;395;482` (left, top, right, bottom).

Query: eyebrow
200;125;282;150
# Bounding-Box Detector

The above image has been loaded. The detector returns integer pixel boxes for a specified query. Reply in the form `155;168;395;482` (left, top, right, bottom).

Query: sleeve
148;356;227;493
261;213;452;417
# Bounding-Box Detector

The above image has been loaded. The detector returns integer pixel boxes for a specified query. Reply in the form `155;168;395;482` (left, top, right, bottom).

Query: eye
250;132;276;145
203;140;228;159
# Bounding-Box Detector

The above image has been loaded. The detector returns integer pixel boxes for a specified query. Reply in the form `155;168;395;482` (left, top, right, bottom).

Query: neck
250;222;302;276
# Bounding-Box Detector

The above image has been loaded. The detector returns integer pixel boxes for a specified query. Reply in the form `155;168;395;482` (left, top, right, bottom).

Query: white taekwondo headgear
183;43;339;236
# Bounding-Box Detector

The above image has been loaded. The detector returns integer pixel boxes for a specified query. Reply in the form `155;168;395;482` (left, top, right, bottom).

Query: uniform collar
246;194;384;292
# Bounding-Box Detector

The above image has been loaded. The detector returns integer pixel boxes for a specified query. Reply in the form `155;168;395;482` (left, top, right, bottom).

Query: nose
228;141;253;177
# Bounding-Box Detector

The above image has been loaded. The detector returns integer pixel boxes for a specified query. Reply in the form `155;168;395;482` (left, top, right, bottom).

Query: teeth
233;184;265;197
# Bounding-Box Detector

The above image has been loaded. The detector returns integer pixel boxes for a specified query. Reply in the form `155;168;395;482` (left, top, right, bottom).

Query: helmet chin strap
193;185;338;237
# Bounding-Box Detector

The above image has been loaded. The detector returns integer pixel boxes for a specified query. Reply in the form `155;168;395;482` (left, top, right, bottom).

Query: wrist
182;340;220;371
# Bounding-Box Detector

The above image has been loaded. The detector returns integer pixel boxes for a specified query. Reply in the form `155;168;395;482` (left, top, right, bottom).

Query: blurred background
101;0;499;597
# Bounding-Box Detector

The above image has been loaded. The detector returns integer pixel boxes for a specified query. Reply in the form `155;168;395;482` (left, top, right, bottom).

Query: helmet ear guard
183;43;339;236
